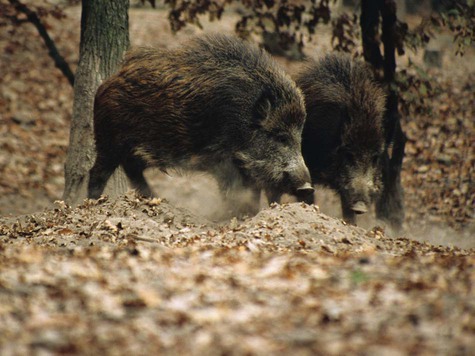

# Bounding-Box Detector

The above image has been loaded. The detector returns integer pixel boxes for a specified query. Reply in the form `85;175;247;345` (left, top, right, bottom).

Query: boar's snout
351;201;368;214
344;166;379;215
296;182;314;196
284;157;313;196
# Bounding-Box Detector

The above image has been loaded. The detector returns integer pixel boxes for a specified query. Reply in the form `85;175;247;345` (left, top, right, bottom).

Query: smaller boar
88;34;313;215
296;53;387;225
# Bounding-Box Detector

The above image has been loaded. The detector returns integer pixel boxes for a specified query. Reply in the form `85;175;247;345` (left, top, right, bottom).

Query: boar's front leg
340;195;357;225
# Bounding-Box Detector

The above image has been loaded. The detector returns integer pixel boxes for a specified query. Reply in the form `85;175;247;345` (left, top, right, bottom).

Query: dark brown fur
88;34;312;214
296;53;386;224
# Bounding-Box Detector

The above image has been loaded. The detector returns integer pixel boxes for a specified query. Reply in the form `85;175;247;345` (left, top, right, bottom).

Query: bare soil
0;4;474;355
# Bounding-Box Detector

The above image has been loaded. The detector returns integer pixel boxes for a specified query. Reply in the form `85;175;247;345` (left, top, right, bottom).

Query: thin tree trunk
63;0;130;205
361;0;406;231
377;0;406;230
360;0;384;72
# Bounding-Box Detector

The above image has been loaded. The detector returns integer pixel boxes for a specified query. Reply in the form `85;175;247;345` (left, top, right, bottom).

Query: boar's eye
270;131;289;145
250;122;262;131
276;135;289;144
372;155;380;165
345;151;355;163
253;87;274;123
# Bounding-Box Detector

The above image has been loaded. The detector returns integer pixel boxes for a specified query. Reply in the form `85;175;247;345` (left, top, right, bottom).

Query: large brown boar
88;34;313;214
296;53;387;225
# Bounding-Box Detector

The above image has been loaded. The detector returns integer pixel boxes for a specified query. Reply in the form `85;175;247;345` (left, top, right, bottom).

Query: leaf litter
1;193;474;354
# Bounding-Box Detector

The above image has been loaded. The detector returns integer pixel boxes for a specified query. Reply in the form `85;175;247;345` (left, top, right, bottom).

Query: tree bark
361;0;406;231
63;0;130;204
378;0;406;231
360;0;384;72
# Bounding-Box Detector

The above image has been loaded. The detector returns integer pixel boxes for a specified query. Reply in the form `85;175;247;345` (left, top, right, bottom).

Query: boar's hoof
351;201;368;214
296;182;314;196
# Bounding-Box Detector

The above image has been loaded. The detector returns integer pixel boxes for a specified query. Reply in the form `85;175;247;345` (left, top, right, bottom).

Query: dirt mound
1;195;474;354
1;193;208;250
2;193;466;256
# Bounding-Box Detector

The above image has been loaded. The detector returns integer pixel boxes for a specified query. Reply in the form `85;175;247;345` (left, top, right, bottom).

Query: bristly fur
296;53;387;224
88;34;311;213
298;54;386;152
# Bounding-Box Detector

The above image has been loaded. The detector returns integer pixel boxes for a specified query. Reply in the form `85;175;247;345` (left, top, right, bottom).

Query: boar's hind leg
122;157;154;198
88;156;119;199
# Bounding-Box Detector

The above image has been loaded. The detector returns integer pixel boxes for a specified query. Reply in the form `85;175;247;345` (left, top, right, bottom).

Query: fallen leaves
0;196;474;354
401;70;474;229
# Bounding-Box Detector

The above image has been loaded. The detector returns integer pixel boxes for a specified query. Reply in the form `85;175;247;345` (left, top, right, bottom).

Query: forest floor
0;4;474;355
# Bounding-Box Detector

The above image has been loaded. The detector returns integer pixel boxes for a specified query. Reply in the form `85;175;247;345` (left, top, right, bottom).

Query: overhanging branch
9;0;75;87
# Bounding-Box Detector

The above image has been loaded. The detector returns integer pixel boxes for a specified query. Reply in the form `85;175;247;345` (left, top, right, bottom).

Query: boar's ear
253;87;274;124
340;107;353;142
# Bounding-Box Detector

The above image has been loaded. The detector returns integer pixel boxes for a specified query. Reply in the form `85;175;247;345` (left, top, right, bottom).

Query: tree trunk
63;0;130;205
360;0;384;72
361;0;406;231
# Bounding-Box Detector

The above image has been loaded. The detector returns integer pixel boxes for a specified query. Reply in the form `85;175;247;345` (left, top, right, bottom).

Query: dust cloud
146;170;474;249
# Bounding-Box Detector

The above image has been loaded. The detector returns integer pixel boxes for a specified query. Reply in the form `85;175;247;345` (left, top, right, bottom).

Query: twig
130;235;161;243
9;0;75;87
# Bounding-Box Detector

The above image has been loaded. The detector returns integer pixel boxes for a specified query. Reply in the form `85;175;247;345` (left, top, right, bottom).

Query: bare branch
8;0;75;87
